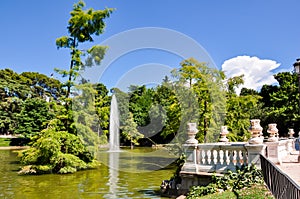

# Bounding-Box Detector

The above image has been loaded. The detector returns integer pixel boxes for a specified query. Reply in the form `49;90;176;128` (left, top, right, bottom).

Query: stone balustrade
181;142;266;175
179;121;298;193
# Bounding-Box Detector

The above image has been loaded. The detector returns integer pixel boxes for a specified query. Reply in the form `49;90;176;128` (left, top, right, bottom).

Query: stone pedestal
245;144;266;168
181;144;198;173
264;140;289;165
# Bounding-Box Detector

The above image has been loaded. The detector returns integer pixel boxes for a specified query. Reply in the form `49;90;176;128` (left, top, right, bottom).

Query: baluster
242;150;248;166
198;148;202;164
212;150;216;164
229;150;235;166
225;150;230;165
207;150;212;165
203;149;208;165
236;150;241;167
219;149;224;165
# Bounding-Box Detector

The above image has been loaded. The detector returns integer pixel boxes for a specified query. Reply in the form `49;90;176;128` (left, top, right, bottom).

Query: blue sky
1;0;300;91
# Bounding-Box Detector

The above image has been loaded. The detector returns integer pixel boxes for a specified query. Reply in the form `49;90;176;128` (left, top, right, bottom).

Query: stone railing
181;142;265;175
178;121;298;193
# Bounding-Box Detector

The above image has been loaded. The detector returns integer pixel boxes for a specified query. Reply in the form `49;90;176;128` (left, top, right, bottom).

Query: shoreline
0;146;29;150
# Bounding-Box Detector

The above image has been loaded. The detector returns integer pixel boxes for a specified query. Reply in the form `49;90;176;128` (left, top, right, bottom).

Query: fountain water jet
109;94;120;151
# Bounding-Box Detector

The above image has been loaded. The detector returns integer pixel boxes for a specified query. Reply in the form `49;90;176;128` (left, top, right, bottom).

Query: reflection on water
0;148;176;199
105;152;119;199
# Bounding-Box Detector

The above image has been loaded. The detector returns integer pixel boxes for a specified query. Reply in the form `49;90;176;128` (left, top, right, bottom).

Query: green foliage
186;164;264;198
191;184;273;199
18;120;96;174
15;98;55;138
172;58;226;143
259;72;300;135
0;138;11;146
120;112;144;146
224;75;262;141
188;184;218;198
55;0;113;98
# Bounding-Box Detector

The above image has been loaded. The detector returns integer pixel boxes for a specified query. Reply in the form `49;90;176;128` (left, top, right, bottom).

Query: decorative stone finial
288;129;295;139
248;119;263;144
186;123;199;144
267;123;278;142
219;126;229;142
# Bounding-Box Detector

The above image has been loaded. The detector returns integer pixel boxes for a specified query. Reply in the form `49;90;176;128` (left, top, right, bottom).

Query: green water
0;148;177;199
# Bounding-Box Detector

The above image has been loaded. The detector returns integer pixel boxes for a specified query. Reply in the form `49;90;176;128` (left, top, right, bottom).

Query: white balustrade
195;143;248;173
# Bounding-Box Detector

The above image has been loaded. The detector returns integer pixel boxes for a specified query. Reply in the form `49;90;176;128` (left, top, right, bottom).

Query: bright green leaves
68;1;114;42
19;121;96;174
85;45;108;66
56;36;74;49
172;57;226;143
56;0;113;98
15;98;55;138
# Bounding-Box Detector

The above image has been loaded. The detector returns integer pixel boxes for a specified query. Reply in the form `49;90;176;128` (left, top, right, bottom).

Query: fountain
109;94;120;151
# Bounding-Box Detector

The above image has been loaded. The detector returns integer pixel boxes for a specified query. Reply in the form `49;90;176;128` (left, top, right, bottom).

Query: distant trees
0;69;62;135
258;72;300;136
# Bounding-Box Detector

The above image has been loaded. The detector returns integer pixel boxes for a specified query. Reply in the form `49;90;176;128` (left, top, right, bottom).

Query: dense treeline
1;64;300;147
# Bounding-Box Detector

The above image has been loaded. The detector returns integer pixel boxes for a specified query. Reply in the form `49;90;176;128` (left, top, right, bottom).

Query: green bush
186;164;264;199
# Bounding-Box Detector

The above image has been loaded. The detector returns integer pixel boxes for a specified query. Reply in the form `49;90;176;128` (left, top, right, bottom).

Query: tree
260;72;300;135
171;58;226;143
225;75;261;141
20;72;64;100
120;112;144;149
19;1;114;174
94;83;111;137
55;0;113;98
15;98;55;138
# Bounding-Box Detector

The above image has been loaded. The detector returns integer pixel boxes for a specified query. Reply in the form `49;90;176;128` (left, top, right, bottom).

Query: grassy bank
198;184;273;199
0;138;11;146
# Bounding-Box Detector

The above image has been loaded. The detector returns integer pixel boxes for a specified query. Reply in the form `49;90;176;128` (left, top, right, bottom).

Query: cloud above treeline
222;55;280;94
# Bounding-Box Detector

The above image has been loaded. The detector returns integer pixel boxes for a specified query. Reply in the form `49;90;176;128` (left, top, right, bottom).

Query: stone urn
248;119;263;144
267;123;278;142
219;126;229;142
288;129;295;139
186;123;199;144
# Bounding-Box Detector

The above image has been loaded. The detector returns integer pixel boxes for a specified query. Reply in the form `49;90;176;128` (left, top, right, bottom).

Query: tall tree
55;0;113;98
18;1;114;174
171;58;226;143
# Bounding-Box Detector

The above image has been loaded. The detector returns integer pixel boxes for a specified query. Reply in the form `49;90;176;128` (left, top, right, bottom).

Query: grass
0;138;11;146
197;184;274;199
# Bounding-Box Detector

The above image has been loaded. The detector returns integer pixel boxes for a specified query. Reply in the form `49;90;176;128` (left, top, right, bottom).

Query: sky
1;0;300;92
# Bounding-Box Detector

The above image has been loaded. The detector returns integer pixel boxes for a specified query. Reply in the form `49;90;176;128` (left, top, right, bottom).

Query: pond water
0;148;177;199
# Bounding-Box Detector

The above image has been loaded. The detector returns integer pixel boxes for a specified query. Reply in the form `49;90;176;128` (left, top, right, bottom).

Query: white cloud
222;55;280;94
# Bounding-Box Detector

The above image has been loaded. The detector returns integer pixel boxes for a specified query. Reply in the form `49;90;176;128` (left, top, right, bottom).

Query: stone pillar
264;141;281;164
180;123;199;193
181;123;199;172
245;144;266;168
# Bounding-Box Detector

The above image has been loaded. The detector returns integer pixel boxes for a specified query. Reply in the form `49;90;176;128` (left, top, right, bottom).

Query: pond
0;147;177;199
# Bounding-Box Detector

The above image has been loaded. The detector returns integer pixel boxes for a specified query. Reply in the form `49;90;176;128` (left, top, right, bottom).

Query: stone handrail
181;142;265;175
196;143;248;173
